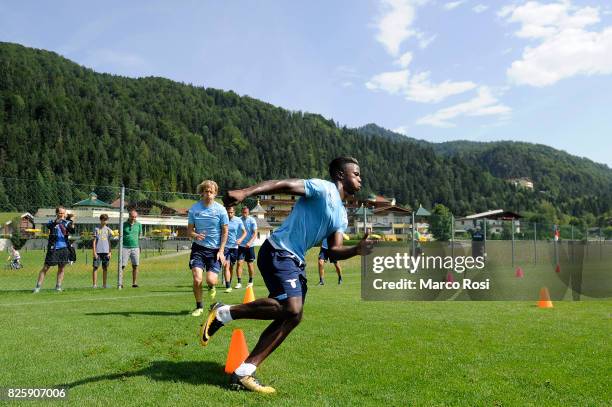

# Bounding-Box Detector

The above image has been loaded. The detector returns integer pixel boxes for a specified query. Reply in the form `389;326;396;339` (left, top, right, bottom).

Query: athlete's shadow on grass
85;311;189;317
60;360;227;389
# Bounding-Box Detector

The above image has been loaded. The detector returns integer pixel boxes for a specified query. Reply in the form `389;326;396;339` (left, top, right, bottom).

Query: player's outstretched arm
223;179;306;206
327;232;374;261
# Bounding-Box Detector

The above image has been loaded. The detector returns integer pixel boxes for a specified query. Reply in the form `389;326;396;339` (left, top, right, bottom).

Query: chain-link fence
2;176;611;298
354;206;610;300
0;178;205;292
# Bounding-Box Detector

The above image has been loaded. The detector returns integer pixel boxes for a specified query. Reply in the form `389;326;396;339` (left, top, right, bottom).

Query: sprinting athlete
201;157;373;393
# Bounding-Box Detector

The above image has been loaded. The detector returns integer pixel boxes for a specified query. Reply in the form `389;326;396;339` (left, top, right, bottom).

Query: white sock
216;305;233;324
235;363;256;377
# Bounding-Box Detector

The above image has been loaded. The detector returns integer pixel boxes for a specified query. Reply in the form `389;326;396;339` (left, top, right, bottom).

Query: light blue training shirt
239;216;258;247
188;201;229;249
226;216;246;249
269;179;348;263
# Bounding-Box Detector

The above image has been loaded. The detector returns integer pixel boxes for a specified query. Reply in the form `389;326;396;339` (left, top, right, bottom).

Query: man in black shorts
317;238;343;285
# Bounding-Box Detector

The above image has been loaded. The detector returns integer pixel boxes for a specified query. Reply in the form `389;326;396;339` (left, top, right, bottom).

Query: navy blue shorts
189;243;221;273
257;240;307;302
238;245;256;262
224;247;238;265
93;253;111;268
318;247;337;264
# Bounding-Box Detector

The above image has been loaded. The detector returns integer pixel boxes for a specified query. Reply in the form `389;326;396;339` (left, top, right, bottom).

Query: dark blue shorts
189;243;221;273
224;247;238;265
93;253;111;268
238;245;256;262
318;247;337;264
257;240;307;302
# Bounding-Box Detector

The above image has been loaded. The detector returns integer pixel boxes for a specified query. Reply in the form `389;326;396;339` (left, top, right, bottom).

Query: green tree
9;216;28;250
430;204;452;241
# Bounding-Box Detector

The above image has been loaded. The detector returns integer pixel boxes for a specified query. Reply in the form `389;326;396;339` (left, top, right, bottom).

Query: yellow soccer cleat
230;373;276;394
191;308;204;317
208;286;217;301
199;302;225;346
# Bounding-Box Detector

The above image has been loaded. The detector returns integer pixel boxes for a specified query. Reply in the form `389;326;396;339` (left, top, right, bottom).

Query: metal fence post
600;227;603;260
117;185;125;289
412;211;416;257
571;225;575;263
451;214;454;259
533;222;537;265
483;218;487;258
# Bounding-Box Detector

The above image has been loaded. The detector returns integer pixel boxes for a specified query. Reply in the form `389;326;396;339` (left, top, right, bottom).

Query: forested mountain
1;42;610;222
356;124;612;221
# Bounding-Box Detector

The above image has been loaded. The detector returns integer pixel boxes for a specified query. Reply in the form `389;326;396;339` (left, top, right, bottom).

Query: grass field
0;248;610;406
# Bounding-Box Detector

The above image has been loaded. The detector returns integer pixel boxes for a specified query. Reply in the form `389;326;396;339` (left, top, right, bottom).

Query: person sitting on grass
10;246;22;269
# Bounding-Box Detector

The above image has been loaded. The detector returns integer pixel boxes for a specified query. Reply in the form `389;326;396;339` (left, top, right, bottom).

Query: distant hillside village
3;191;525;244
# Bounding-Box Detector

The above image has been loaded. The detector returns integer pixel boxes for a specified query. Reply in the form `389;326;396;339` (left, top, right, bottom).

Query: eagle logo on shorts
286;279;298;288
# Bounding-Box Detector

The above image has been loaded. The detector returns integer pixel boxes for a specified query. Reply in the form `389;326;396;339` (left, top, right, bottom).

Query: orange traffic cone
224;329;249;374
555;264;561;273
537;287;554;308
243;286;255;304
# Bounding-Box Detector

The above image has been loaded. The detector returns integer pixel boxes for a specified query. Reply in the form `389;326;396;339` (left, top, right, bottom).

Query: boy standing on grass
187;180;228;317
201;157;373;393
92;214;112;288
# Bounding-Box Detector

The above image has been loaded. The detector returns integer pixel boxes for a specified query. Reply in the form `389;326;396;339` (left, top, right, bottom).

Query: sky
1;0;612;167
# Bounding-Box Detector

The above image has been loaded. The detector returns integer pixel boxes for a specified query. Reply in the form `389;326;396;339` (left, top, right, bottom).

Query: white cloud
472;4;488;13
501;1;612;86
416;32;437;48
366;70;476;103
416;86;511;127
366;69;410;94
444;1;466;11
395;51;414;68
405;72;476;102
374;0;428;56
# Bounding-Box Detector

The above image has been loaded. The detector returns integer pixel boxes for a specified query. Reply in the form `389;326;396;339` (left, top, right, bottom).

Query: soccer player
223;206;247;293
92;214;113;288
317;238;343;285
201;157;373;393
235;206;258;289
187;180;228;317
